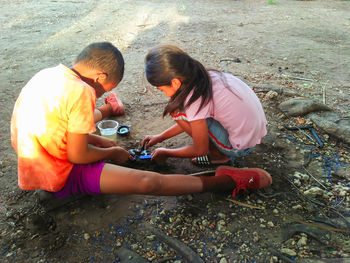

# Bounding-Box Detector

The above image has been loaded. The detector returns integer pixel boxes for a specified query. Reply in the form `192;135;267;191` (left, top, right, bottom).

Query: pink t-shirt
184;71;267;150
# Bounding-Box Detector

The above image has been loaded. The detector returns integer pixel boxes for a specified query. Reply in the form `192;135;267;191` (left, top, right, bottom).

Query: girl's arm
67;132;131;164
152;119;209;159
142;123;184;147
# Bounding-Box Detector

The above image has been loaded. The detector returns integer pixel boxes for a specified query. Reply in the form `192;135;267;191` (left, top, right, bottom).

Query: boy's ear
171;78;182;90
94;72;108;83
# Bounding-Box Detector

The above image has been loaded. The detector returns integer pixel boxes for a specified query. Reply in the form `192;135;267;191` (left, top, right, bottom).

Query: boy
11;42;272;198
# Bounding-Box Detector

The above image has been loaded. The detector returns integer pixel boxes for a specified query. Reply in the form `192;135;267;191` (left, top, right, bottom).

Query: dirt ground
1;0;350;262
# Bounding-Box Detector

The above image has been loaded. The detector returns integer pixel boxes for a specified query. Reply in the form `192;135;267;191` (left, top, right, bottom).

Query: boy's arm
87;133;117;148
67;132;131;164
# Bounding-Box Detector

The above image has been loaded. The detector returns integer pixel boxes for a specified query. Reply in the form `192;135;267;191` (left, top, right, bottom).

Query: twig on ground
302;166;329;190
224;198;264;210
282;74;315;82
188;170;216;177
142;224;205;263
283;215;350;234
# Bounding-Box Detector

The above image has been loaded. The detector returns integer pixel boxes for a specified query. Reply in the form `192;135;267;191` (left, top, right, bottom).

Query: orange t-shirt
11;64;96;192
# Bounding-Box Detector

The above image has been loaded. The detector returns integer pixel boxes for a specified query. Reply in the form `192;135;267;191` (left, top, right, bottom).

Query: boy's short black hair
74;42;124;83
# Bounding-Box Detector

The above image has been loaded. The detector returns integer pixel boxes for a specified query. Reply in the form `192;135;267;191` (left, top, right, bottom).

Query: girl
142;45;267;166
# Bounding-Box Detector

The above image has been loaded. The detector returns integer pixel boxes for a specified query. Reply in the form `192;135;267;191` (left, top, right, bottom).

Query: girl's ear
171;78;182;90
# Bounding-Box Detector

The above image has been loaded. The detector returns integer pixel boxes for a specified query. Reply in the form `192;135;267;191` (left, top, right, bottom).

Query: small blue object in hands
139;155;152;160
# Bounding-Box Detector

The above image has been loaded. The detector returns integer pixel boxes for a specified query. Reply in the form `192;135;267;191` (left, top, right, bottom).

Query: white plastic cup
97;120;119;142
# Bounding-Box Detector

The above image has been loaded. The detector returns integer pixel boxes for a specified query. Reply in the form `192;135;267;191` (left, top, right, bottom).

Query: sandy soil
1;0;350;262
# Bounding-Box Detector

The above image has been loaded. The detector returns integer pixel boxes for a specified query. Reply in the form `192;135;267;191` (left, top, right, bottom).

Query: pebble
83;233;90;240
217;220;226;231
267;221;274;227
265;90;278;100
304;187;327;198
297;236;307;246
293;178;301;186
292;204;303;210
131;244;138;250
218;212;226;219
281;248;297;257
253;231;259;242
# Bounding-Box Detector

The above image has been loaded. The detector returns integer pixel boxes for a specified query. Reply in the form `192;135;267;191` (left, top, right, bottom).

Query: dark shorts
53;161;106;199
172;113;254;160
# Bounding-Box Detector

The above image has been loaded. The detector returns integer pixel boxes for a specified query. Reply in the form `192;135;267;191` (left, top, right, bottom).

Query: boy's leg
99;164;272;197
53;163;272;198
100;164;205;195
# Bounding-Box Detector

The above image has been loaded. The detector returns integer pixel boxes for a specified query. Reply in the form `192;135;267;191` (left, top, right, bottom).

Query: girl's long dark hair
145;45;212;117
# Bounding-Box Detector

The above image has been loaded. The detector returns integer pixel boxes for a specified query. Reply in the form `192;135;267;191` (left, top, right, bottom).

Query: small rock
219;258;228;263
297;236;307;246
146;235;156;241
293;178;301;187
253;231;259;242
265;90;278;100
83;233;90;240
218;212;226;219
267;221;274;227
281;248;297;257
278;97;331;116
304;187;327;198
131;244;138;250
292;204;303;210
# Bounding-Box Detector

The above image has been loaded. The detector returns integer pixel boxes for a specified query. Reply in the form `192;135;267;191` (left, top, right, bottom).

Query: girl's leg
207;140;231;163
176;118;229;163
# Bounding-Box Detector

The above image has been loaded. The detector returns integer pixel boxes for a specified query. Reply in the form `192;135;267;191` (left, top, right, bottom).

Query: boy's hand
110;146;133;164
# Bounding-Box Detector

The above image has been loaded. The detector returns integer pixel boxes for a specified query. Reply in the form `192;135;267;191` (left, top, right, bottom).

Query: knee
137;174;161;194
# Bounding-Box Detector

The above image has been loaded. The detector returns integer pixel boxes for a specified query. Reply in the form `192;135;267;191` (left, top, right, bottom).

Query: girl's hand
141;134;163;148
151;147;169;163
110;146;133;164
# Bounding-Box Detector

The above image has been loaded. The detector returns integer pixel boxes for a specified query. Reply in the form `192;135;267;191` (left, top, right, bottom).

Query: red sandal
215;165;272;197
104;91;125;116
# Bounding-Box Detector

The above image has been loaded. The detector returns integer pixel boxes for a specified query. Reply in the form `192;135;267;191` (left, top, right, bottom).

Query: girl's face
157;85;176;97
156;78;181;98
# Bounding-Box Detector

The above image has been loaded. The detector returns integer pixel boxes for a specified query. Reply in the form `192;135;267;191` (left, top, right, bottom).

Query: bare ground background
1;0;350;262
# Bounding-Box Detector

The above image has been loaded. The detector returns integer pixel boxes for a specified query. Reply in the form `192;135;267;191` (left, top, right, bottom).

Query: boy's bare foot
104;91;125;115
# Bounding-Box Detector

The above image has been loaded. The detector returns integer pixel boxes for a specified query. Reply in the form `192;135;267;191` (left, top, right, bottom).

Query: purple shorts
53;162;106;199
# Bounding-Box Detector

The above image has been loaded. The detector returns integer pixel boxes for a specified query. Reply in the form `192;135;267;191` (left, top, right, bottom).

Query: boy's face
94;79;119;98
